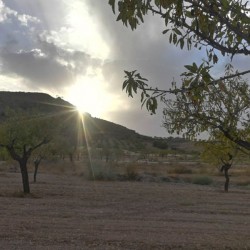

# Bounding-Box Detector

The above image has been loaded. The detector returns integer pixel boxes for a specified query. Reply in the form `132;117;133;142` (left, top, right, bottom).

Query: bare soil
1;172;250;249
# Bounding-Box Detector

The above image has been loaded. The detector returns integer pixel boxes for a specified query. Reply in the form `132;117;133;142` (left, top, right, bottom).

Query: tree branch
138;69;250;96
148;4;250;55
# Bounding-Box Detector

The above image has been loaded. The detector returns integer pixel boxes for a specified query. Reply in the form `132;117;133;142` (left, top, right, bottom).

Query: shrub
192;176;213;185
236;180;250;187
125;164;139;180
87;160;116;181
168;165;193;174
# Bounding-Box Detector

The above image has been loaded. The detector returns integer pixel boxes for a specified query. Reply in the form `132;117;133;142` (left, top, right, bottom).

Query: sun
65;74;113;118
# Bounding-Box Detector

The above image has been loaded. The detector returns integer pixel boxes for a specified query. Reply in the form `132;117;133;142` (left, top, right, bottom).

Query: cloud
1;48;73;91
0;0;40;25
0;38;102;92
2;0;67;29
0;0;103;92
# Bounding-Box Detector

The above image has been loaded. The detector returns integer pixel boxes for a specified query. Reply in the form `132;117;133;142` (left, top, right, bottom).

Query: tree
33;155;44;183
32;143;54;183
0;112;52;193
162;64;250;149
108;0;250;149
201;134;239;192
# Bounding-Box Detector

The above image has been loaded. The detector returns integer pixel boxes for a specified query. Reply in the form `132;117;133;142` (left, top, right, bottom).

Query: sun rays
65;71;116;118
77;111;99;180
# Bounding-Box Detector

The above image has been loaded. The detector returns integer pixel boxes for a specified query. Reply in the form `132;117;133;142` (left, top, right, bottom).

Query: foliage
0;147;9;161
200;132;239;191
109;0;249;56
153;139;168;149
200;133;239;167
108;0;250;150
164;65;250;149
0;111;52;154
0;111;53;193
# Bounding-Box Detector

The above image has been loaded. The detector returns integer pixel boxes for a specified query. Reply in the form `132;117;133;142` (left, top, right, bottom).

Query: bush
168;165;193;174
125;164;139;180
192;176;213;185
236;180;250;187
87;160;116;181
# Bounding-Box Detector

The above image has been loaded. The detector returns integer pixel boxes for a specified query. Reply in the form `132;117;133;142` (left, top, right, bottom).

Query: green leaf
108;0;116;13
173;28;182;35
141;92;144;102
137;10;144;23
179;38;184;49
184;64;197;73
213;54;218;64
162;29;170;34
173;33;177;44
169;33;172;43
122;80;128;90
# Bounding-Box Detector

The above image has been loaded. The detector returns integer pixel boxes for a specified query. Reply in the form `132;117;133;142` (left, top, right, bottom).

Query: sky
0;0;248;137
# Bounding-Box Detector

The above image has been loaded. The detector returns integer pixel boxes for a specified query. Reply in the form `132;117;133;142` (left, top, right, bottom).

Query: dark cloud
0;39;102;92
0;49;73;91
37;39;101;74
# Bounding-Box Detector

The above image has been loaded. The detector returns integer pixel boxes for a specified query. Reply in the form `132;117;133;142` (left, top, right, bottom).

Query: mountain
0;91;73;115
0;91;194;152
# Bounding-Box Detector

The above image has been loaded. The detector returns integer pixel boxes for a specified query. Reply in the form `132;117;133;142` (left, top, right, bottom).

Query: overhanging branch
139;69;250;96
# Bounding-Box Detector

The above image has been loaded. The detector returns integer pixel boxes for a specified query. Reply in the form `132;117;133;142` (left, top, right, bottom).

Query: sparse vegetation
87;160;116;181
167;165;193;175
125;164;139;180
192;176;213;186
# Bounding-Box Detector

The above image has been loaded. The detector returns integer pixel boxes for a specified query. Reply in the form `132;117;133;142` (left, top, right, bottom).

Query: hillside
0;91;73;114
0;91;195;153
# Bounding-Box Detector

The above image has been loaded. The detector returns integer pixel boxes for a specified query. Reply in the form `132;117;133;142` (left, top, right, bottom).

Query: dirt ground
1;172;250;250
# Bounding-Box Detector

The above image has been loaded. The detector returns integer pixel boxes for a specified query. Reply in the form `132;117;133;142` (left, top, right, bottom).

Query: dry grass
167;165;193;174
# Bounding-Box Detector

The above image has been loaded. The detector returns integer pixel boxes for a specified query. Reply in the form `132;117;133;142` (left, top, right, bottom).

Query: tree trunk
69;153;74;163
33;157;42;183
224;168;229;192
20;160;30;193
34;164;38;183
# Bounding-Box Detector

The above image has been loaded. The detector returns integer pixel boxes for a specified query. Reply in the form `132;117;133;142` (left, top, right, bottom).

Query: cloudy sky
0;0;246;137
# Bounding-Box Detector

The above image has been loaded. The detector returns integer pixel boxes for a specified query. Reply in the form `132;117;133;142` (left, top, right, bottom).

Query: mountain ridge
0;91;192;152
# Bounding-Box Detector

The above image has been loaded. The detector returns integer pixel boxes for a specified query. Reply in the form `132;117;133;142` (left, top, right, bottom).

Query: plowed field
1;172;250;249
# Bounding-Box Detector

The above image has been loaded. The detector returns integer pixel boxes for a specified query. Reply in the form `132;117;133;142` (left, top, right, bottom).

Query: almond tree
200;133;241;192
108;0;250;149
162;64;250;150
32;143;54;183
0;112;52;193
